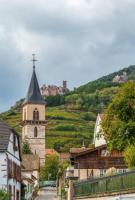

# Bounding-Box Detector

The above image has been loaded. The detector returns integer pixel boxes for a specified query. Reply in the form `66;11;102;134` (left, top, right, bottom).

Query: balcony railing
74;170;135;197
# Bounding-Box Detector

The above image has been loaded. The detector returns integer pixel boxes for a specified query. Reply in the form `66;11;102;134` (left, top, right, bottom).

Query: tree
40;154;59;181
102;82;135;150
22;141;31;154
124;145;135;169
0;190;9;200
46;95;65;107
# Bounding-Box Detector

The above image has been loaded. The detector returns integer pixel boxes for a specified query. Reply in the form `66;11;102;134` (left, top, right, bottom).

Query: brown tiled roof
70;148;90;154
74;144;107;158
59;153;70;160
0;120;10;151
45;149;58;156
22;154;40;171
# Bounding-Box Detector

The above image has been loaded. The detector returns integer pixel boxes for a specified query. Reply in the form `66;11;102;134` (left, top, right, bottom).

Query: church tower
22;55;45;165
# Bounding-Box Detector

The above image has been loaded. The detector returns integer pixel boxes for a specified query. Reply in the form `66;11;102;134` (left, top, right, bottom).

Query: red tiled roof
45;149;58;156
59;153;70;160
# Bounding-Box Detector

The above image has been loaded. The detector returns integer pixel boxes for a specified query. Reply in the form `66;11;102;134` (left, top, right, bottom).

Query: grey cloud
0;0;135;111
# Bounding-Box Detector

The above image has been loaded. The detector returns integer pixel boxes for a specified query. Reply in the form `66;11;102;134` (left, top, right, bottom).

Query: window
101;149;110;157
100;169;106;177
34;127;38;137
8;185;12;200
13;186;15;200
118;169;126;174
16;191;20;200
33;108;39;120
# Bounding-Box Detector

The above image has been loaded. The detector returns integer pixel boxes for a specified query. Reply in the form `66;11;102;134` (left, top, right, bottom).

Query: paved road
37;187;57;200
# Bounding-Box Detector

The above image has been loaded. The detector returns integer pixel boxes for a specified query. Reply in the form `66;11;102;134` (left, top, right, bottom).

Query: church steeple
22;55;46;166
24;55;44;105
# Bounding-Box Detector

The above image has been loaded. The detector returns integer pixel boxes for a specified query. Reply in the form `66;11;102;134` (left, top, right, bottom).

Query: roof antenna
31;53;38;70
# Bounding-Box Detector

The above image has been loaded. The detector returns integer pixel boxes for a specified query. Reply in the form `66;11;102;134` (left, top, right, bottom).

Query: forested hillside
1;65;135;152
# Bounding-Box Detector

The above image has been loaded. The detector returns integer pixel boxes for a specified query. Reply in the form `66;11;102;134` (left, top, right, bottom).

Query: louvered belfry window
33;108;39;120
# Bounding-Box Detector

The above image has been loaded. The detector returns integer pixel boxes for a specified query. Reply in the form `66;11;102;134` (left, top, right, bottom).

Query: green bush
46;95;65;107
0;190;9;200
81;112;96;121
124;145;135;169
55;125;82;131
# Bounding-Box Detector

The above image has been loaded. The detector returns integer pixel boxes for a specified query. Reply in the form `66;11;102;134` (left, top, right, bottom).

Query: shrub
81;112;96;121
55;125;82;131
124;145;135;169
22;141;31;154
0;190;9;200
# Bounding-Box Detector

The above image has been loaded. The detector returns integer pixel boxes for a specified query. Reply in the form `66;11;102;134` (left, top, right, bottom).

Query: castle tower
63;80;67;92
22;56;45;165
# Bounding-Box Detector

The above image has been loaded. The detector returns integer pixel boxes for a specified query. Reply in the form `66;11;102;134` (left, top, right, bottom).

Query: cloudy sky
0;0;135;112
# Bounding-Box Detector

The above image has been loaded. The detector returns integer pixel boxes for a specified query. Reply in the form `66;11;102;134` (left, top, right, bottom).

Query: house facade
69;114;127;181
0;120;21;200
70;144;126;180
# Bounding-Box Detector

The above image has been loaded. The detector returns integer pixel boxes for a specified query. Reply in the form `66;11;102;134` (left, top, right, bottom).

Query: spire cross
31;54;38;69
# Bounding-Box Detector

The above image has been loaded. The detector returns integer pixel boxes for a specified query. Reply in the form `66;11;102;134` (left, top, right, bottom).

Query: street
37;187;57;200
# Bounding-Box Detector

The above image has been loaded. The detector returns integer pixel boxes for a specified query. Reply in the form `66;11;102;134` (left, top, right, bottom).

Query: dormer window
34;127;38;137
33;108;39;121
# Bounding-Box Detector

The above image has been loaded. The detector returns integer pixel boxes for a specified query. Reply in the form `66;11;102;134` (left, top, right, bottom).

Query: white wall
0;132;21;200
94;115;106;147
0;153;7;190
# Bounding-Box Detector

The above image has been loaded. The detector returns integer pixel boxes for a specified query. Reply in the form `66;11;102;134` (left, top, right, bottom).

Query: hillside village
0;62;135;200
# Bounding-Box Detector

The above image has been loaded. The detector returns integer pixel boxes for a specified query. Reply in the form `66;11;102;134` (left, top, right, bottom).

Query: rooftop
22;154;40;171
24;67;44;105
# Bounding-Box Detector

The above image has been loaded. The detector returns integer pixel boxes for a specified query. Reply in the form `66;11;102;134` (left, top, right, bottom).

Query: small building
69;114;127;181
0;120;21;200
21;154;40;188
70;144;126;180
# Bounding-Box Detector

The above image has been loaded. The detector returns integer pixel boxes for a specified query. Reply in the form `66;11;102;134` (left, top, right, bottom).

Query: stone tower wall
22;103;45;166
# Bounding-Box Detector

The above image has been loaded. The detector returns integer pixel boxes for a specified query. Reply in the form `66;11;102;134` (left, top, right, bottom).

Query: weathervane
31;53;38;69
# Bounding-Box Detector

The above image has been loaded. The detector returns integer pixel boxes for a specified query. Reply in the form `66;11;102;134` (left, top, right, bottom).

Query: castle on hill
112;72;128;83
40;80;68;97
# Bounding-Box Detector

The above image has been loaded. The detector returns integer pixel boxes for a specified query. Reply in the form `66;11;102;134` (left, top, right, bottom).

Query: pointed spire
23;55;44;105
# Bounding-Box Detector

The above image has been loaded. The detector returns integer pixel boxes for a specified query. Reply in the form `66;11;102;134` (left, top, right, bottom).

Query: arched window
33;108;39;121
34;127;38;137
